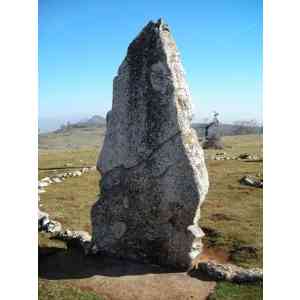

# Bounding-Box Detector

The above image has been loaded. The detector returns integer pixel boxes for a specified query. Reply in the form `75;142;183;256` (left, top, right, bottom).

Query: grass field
38;133;262;300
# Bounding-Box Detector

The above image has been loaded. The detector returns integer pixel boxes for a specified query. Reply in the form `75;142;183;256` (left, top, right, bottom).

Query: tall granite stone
91;19;209;270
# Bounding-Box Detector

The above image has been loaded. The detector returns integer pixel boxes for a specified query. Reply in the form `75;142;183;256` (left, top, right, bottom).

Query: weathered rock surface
188;261;263;283
92;19;209;270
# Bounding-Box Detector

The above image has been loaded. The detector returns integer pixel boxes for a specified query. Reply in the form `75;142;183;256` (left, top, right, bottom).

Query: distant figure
202;111;224;149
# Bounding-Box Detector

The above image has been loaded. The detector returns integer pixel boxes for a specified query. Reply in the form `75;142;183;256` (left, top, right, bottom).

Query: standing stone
202;112;224;149
91;19;209;270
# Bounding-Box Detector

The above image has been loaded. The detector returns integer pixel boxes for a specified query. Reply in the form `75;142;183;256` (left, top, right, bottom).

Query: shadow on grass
39;246;178;280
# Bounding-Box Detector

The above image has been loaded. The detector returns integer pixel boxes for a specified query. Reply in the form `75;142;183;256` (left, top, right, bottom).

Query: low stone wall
208;152;262;161
188;261;263;283
38;166;97;194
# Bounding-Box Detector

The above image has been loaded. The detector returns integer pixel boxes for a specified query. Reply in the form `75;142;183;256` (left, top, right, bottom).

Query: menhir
91;19;209;270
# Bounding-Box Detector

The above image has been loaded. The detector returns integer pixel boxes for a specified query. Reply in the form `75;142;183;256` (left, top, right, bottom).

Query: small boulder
51;177;62;183
240;176;263;188
38;181;49;188
238;153;251;159
38;188;46;194
46;220;62;233
72;170;82;177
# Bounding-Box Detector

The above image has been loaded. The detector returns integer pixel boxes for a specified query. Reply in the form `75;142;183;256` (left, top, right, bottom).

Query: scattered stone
188;261;263;283
216;152;226;156
81;167;89;173
240;176;263;188
238;153;251;159
38;181;49;188
92;19;209;270
51;177;62;183
46;220;62;233
56;174;65;179
38;210;50;231
41;177;51;183
38;187;46;194
72;170;82;177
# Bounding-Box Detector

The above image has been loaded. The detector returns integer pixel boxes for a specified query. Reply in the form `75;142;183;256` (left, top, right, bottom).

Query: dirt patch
209;213;234;221
39;247;215;300
230;245;258;262
198;247;229;264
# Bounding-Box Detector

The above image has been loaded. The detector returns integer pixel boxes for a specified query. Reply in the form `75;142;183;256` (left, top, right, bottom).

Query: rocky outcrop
91;19;209;270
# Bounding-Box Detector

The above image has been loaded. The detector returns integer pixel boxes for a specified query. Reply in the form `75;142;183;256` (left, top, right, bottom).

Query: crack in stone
101;130;182;180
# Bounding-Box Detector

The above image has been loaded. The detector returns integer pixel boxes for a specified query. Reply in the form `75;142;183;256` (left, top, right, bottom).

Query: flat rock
92;19;209;270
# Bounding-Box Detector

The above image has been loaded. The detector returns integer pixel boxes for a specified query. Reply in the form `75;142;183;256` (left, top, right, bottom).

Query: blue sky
39;0;262;128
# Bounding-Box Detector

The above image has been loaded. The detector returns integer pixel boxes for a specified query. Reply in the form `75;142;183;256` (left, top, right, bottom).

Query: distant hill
55;115;106;133
193;123;263;138
85;115;106;125
39;119;262;150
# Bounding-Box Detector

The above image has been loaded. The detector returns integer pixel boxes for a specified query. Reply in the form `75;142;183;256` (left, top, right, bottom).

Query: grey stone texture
91;19;209;270
189;261;263;283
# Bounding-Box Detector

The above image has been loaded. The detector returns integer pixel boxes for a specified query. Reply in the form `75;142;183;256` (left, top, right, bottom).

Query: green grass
39;171;100;233
208;282;263;300
39;127;105;150
38;134;263;300
201;159;263;268
39;280;103;300
205;134;263;158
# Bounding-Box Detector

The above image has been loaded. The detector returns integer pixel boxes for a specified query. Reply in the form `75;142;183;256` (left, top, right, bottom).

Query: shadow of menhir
39;246;216;300
39;246;174;280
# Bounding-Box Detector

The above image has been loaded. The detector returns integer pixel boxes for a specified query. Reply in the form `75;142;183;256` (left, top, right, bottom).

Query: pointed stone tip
144;18;169;31
157;17;164;25
156;18;170;32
